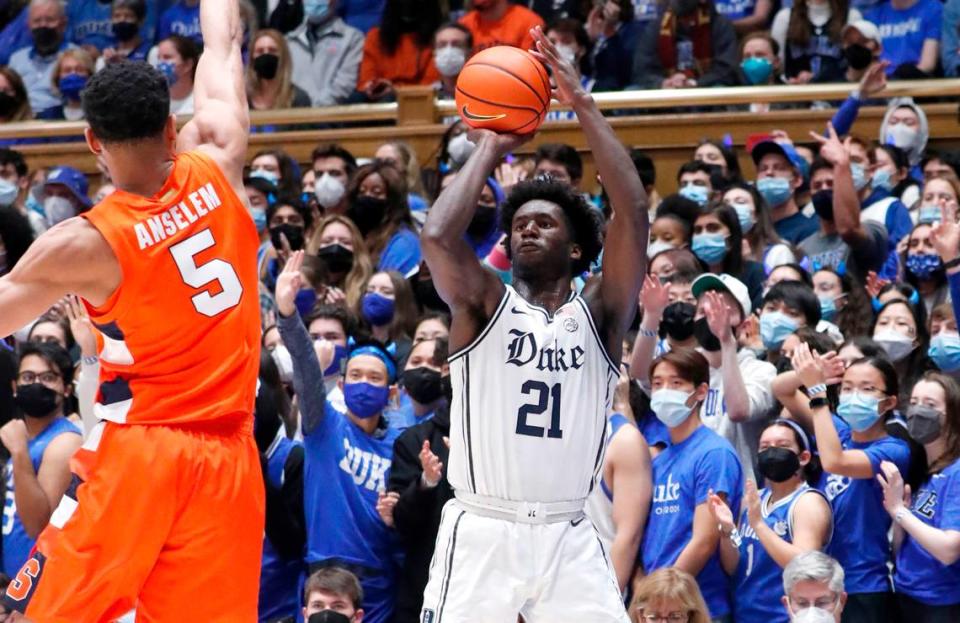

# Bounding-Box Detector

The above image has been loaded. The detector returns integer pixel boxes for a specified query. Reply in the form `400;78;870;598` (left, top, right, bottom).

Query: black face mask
111;21;139;42
308;611;351;623
693;317;721;352
15;383;60;418
253;53;280;80
402;367;444;405
844;44;873;71
414;278;448;312
317;243;354;273
347;195;388;236
660;302;696;342
269;223;305;251
0;92;18;118
757;447;801;483
467;206;497;239
812;190;834;221
31;27;61;55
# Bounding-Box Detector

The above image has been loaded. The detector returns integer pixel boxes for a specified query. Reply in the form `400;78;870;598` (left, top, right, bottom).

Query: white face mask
647;239;676;260
314;173;346;210
873;328;915;362
792;607;837;623
555;43;578;67
886;123;918;152
447;133;476;168
0;178;17;206
43;195;76;226
271;344;294;385
434;45;466;78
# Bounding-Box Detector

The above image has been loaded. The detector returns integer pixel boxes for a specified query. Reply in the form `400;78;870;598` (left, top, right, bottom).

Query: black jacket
387;405;453;623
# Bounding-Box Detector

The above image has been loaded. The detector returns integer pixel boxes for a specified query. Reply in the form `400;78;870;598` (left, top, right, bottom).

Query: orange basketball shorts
3;418;265;622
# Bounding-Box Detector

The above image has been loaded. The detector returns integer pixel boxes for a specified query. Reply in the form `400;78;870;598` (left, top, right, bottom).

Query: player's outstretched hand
419;440;444;488
376;491;400;528
529;25;586;106
275;251;304;318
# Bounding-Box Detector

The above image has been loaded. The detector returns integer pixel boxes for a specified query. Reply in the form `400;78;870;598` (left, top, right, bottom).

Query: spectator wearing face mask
383;336;448;432
585;0;641;92
867;0;941;77
739;33;787;109
722;182;796;273
41;166;91;229
276;252;400;623
877;372;960;620
752;140;820;245
643;349;744;621
677;161;714;207
356;0;441;103
95;0;152;68
632;0;740;89
458;0;544;53
438;122;475;173
543;19;594;114
632;271;699;380
251;148;303;199
801;149;889;284
693;202;765;306
873;298;935;403
709;419;832;623
346;161;421;276
155;0;201;45
840;20;884;82
153;34;199;115
758;281;822;365
67;0;155;53
312;143;358;216
8;0;74;117
288;0;364;107
0;68;33;129
2;342;82;578
247;29;311;113
781;551;848;623
812;266;873;342
308;214;373;310
438;173;503;259
647;196;696;260
771;0;862;85
375;141;429;215
432;22;472;99
302;567;366;623
358;271;417;366
872;144;920;212
901;222;949;316
41;48;94;122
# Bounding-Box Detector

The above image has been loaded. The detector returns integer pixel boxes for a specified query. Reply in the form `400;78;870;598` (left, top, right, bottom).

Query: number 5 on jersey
170;229;242;317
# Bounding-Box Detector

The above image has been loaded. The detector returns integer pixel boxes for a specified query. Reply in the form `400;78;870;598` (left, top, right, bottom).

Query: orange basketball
455;46;551;134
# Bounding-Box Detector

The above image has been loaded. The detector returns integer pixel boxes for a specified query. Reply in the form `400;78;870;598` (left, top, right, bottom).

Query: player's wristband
806;384;827;398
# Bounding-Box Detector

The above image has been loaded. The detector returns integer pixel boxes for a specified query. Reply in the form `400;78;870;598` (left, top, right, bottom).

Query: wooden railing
2;80;959;195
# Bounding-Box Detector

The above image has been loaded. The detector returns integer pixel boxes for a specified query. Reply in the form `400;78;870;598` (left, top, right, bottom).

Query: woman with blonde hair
307;214;374;310
47;48;96;121
631;568;711;623
375;140;429;212
246;29;310;111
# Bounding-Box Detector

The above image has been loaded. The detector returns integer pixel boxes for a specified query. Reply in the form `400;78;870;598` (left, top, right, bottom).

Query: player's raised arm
421;131;523;350
177;0;249;179
532;27;648;343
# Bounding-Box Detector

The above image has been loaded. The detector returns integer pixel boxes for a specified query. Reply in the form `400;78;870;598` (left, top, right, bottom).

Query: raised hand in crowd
419;440;444;489
65;294;97;358
377;491;400;528
275;250;305;318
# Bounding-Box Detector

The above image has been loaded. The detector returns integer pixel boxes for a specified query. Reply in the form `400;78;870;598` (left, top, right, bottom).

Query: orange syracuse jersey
80;150;261;427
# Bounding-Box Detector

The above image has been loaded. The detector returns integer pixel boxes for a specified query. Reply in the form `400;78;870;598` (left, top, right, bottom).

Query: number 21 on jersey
516;380;563;439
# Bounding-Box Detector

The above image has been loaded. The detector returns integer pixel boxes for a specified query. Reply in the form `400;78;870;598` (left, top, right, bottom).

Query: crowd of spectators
0;1;960;623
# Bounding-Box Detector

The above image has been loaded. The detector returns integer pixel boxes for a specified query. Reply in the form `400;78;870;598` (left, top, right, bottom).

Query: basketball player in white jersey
419;27;648;622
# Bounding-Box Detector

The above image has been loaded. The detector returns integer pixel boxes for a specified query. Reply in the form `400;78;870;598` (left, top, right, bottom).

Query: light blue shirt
7;42;75;114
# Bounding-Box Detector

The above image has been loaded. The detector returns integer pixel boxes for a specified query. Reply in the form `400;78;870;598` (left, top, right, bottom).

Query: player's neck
112;148;176;199
24;413;58;438
668;412;701;445
513;277;573;315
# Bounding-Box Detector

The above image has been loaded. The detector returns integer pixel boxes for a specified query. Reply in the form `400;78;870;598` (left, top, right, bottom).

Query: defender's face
509;200;579;272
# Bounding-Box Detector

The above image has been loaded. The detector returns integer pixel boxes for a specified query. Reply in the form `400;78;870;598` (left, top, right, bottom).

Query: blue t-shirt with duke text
156;1;202;44
868;0;942;73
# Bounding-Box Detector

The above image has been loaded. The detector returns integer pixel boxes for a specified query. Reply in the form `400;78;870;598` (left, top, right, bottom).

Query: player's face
309;317;347;347
29;321;67;349
414;318;449;343
344;355;389;387
509;200;579;274
303;589;358;619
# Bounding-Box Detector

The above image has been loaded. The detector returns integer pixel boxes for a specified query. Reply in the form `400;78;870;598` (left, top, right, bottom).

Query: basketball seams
455;46;550;133
518;53;552;108
462;62;548;112
455;86;541;114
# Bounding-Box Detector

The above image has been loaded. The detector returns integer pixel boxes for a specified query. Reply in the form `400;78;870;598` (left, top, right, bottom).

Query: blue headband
774;418;811;452
348;344;397;383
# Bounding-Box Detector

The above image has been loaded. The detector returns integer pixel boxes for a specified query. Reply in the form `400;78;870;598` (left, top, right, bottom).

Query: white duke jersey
447;286;619;503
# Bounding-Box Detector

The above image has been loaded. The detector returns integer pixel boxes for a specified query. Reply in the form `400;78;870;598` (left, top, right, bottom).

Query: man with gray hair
781;551;848;622
7;0;74;115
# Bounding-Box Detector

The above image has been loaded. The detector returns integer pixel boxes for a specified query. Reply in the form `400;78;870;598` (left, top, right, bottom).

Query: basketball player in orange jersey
0;0;264;619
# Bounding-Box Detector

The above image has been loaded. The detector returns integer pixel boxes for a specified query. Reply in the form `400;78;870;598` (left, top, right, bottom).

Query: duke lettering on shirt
133;182;222;250
505;329;585;371
338;437;391;493
878;18;921;37
652;473;681;514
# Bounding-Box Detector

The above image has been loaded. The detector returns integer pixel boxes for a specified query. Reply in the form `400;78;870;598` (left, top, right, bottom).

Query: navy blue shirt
774;210;820;245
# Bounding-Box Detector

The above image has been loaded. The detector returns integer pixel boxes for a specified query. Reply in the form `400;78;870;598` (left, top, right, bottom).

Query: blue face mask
650;388;695;428
760;310;799;349
872;168;893;192
157;61;178;86
918;204;942;225
850;163;869;192
930;332;960;373
362;292;395;326
837;391;883;432
819;296;838;321
756;176;793;207
250;207;266;232
741;57;773;85
679;184;709;206
250;169;280;185
303;0;331;19
343;381;390;418
322;343;349;377
295;288;318;318
906;253;942;280
691;233;728;265
732;203;754;233
58;73;87;101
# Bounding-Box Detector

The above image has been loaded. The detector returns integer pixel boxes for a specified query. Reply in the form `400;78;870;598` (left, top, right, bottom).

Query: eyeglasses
789;594;838;612
639;612;690;623
17;371;61;385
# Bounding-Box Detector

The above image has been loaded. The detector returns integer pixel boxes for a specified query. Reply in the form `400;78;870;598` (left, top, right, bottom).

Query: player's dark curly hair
82;61;170;143
499;178;603;275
